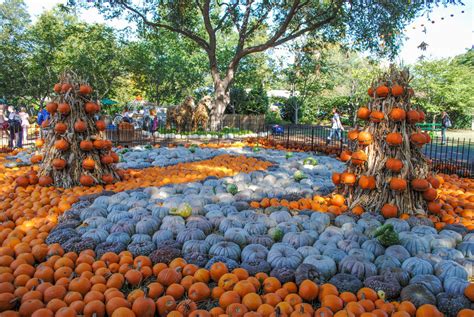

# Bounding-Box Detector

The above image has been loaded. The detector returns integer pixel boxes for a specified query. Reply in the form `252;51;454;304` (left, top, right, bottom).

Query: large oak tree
71;0;462;127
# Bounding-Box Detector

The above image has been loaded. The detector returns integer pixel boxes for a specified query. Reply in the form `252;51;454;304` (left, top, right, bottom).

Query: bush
281;97;303;123
228;86;268;115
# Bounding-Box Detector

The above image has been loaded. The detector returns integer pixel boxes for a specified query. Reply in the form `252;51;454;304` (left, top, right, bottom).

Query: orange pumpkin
390;178;407;191
389;107;406;121
375;85;389;97
58;103;71;115
386;133;403;146
74;121;87;133
381;204;398;218
357;107;371;120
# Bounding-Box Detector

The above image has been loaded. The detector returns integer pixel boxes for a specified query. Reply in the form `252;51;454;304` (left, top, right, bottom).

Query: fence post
311;126;314;151
286;125;290;148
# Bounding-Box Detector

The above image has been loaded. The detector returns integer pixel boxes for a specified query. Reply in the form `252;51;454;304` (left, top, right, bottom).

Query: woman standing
19;107;30;145
326;108;344;146
8;107;22;148
0;105;9;146
441;111;452;145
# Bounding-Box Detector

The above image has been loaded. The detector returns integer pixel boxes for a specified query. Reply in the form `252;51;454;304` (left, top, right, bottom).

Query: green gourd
374;224;399;247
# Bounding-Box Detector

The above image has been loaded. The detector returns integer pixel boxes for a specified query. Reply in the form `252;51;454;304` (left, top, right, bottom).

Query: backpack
444;116;452;128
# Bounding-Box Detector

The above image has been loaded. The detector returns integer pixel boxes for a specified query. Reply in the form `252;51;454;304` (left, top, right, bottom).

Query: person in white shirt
18;107;30;145
8;107;22;148
326;108;344;145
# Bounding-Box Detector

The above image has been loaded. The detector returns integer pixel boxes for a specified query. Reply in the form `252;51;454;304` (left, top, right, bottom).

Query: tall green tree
124;31;208;105
412;50;474;128
0;0;30;104
75;0;455;128
23;8;76;108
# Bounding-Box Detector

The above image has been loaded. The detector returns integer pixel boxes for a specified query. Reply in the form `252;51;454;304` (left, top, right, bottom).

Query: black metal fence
1;123;472;177
264;124;473;177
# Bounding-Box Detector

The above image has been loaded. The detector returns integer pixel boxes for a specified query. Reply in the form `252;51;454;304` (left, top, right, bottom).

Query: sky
24;0;473;65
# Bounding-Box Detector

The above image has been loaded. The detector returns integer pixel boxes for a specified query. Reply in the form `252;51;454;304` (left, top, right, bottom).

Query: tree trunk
209;67;233;131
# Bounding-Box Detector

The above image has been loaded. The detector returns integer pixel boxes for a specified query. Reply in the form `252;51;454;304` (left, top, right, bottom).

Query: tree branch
116;0;210;51
214;1;239;32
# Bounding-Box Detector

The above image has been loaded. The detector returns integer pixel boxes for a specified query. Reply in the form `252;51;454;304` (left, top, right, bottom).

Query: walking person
441;111;452;145
37;106;50;138
0;105;9;146
326;108;344;146
8;107;22;148
19;107;30;145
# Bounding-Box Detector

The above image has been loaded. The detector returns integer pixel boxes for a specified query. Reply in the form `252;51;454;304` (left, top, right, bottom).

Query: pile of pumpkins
45;165;474;316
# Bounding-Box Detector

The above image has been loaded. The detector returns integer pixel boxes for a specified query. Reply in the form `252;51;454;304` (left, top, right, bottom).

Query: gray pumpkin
151;206;170;219
83;216;108;228
127;240;156;257
224;228;249;247
431;237;456;249
400;284;436;307
186;219;213;235
443;276;469;295
295;263;324;285
176;228;206;244
209;241;241;261
337;240;360;253
248;235;274;248
384;218;410;233
364;274;401;299
160;222;185;236
276;222;299;234
361;239;385;258
240;260;272;275
95;241;127;258
106;232;131;245
411;225;437;236
107;203;129;213
131;234;152;243
244;222;268;235
439;229;462;243
385;245;411;262
205;233;225;246
269;210;292;223
182;240;210;254
303;255;337;280
149;247;181;264
135;217;160;235
328;273;363;293
401;257;434;276
205;256;239;271
282;231;315;248
80;207;107;220
129;207;151;221
82;229;108;243
435;260;468;282
380;267;411;286
309;212;331;233
319;228;344;244
457;242;474;258
344;231;368;245
110;222;135;235
335;214;356;227
162;215;185;226
399;233;431;256
409;274;443;295
432;247;464;261
184;252;209;267
436;292;471;317
241;244;269;262
322;247;347;264
374;254;402;272
338;255;377;280
107;211;133;223
267;244;303;270
270;267;295;284
349;249;375;262
152;229;174;246
296;246;320;258
218;218;243;232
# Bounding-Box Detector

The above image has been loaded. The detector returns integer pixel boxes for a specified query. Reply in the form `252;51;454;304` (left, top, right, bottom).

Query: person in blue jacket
37;107;50;137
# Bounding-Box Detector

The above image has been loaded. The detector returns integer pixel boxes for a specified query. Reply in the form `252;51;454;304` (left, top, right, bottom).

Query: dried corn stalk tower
38;73;120;188
333;67;438;216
